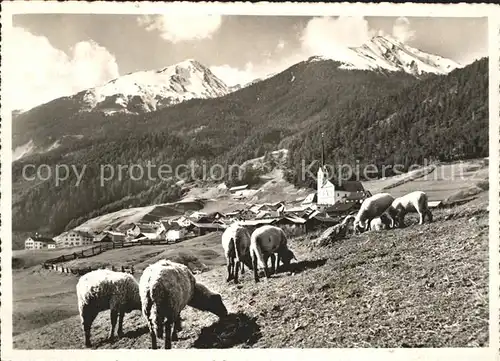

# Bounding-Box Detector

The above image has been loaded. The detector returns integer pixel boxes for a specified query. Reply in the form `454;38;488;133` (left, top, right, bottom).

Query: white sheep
250;225;297;283
368;214;392;231
139;259;228;349
385;191;433;228
353;193;395;233
76;269;141;348
221;224;253;284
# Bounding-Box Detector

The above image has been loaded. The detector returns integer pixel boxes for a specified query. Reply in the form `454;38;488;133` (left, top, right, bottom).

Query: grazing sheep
353;193;395;233
76;269;141;348
139;259;228;349
250;225;297;283
221;224;253;284
369;213;392;231
386;191;433;228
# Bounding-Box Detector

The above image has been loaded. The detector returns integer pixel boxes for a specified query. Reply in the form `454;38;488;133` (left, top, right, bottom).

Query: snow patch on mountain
79;59;231;114
12;135;85;162
309;35;461;76
13;140;36;161
228;72;277;92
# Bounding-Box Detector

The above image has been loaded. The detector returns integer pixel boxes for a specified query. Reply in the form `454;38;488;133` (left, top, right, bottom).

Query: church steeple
321;131;325;169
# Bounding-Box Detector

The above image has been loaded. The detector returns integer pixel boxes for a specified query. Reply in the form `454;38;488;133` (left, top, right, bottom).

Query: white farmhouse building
25;236;56;250
56;230;94;248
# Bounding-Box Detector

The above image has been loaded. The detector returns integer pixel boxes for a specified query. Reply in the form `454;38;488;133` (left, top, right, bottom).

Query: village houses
25;235;56;250
55;230;94;248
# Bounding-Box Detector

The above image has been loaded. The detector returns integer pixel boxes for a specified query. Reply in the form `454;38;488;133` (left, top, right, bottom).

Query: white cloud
11;27;119;111
211;52;305;88
392;17;416;43
300;16;375;62
138;14;222;43
210;63;256;87
211;17;378;89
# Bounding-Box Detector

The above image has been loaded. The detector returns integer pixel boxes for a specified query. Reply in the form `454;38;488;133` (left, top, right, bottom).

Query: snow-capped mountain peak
80;59;230;114
311;34;461;76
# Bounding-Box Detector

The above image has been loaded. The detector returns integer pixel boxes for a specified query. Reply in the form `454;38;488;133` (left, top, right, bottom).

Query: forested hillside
11;57;488;246
284;57;488;187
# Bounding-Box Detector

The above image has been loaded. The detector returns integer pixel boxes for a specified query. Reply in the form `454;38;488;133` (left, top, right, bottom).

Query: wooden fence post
131;265;134;275
121;265;125;272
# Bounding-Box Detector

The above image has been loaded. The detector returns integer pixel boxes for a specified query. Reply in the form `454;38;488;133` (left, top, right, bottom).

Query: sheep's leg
418;211;424;225
275;254;280;273
269;254;276;274
365;219;372;232
234;261;240;284
252;253;260;283
263;255;271;279
241;262;245;274
164;321;173;349
171;316;180;341
109;309;118;341
82;307;97;348
83;321;92;348
398;214;406;228
117;311;125;337
149;321;158;349
226;258;234;282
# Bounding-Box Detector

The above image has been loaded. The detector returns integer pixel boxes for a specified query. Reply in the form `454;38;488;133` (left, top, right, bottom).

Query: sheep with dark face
250;225;297;283
76;269;141;348
139;259;228;349
221;223;253;284
385;191;433;228
353;193;395;233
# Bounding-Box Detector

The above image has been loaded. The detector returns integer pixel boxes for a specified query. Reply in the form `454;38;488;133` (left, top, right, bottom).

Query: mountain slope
11;57;487;245
284;57;487;187
12;35;461;156
12;59;230;153
80;59;230;114
340;35;461;75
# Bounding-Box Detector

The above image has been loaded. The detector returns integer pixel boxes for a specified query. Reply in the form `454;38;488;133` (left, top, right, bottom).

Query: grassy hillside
11;232;224;337
11;58;488;243
12;196;488;348
363;158;489;200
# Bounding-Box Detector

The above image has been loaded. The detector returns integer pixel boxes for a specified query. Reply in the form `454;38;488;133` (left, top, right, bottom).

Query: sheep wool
250;225;296;283
354;193;395;232
139;259;228;349
76;269;141;347
221;224;252;283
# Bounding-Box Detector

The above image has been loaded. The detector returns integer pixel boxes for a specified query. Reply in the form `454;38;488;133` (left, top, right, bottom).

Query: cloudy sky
12;14;487;111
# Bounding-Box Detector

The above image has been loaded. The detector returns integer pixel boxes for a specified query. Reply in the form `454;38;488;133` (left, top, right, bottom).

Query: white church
315;132;368;206
316;166;367;205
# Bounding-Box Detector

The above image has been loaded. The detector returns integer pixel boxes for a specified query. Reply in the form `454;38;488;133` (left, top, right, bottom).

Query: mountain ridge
11;57;487;242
